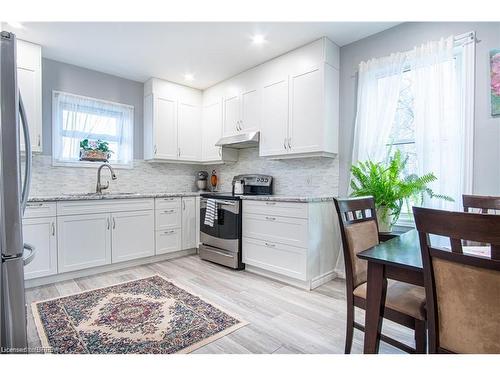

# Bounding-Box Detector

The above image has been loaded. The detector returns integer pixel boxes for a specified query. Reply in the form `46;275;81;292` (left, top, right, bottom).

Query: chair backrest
463;194;500;214
333;197;379;294
413;206;500;354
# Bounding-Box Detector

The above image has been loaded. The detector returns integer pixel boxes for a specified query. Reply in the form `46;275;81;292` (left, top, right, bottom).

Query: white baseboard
25;249;197;288
245;265;338;291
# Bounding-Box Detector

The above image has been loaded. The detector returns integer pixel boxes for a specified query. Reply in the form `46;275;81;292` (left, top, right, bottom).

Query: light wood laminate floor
26;255;414;354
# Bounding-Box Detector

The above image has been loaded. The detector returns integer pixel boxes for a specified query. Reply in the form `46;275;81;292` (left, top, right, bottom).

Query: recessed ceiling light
184;73;194;81
7;21;24;29
251;34;267;45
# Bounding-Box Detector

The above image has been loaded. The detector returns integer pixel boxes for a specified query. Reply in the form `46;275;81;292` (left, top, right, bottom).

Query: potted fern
350;150;453;233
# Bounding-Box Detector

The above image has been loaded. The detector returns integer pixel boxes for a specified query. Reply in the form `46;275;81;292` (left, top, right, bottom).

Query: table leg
363;262;387;354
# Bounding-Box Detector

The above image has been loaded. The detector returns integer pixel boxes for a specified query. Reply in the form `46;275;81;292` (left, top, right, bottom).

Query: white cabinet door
181;197;197;250
240;88;260;132
23;217;57;280
289;66;323;154
154;96;178;159
223;94;240;136
202;100;223;162
17;40;42;153
178;101;201;161
57;213;111;273
111;210;155;263
259;77;289;157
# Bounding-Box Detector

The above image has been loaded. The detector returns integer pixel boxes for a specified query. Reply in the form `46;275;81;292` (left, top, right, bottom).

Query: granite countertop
28;191;200;203
239;195;336;203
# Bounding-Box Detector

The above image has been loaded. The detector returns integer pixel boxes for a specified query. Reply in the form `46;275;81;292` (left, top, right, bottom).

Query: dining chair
334;197;427;354
463;194;500;214
413;206;500;354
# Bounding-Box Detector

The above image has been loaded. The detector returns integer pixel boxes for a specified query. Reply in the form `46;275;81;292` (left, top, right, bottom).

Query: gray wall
339;22;500;197
41;58;144;159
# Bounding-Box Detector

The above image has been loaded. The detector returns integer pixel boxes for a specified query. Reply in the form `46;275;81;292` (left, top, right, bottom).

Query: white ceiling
5;22;399;89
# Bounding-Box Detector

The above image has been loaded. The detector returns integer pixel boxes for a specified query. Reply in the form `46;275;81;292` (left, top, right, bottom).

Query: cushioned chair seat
353;280;426;320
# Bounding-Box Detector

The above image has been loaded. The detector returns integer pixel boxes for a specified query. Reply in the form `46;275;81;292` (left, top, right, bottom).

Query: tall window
52;91;134;167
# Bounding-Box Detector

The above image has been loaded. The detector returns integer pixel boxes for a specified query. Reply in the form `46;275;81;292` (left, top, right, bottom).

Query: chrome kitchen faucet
96;163;117;194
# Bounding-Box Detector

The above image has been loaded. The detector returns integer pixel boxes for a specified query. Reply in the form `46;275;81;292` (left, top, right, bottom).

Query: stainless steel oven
199;197;242;269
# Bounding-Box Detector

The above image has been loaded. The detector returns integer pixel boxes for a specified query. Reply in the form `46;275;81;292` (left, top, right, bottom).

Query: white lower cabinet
181;197;197;250
111;210;155;263
242;200;340;290
23;216;57;280
57;213;112;273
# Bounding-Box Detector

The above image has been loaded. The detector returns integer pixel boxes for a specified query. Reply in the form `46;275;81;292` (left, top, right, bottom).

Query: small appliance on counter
199;174;273;270
196;170;209;191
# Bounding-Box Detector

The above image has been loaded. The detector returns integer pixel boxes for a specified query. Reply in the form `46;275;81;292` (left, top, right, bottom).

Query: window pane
53;92;133;166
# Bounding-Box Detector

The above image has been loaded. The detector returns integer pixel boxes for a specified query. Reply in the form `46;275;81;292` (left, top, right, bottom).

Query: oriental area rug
32;275;247;354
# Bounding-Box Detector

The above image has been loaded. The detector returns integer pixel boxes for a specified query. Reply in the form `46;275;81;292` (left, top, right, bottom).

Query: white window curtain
351;52;407;167
411;36;470;211
52;91;134;167
351;34;475;211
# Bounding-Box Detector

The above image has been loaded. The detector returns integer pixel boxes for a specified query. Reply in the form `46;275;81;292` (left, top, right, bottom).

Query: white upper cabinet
259;76;289;157
240;88;260;132
17;40;42;153
178;101;201;160
222;94;240;136
143;78;202;162
144;37;339;163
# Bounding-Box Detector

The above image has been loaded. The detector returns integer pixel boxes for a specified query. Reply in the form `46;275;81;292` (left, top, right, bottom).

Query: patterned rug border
31;274;249;354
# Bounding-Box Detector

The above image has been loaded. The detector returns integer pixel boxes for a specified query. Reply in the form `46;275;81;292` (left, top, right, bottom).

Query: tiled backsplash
28;155;200;197
206;148;339;196
28;148;339;197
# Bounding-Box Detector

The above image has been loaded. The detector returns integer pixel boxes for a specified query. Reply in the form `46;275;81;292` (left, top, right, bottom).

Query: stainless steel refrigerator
0;30;34;353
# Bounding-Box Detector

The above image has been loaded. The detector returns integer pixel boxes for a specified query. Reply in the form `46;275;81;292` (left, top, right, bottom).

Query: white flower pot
376;206;393;233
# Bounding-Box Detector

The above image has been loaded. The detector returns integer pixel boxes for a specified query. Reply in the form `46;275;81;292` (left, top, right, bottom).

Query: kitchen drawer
242;237;307;280
24;202;57;218
243;200;308;219
155;206;182;230
243;212;308;248
155;228;182;255
155;197;182;210
57;198;154;216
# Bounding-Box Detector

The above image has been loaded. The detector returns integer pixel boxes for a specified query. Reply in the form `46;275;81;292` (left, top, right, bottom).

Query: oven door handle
213;199;237;206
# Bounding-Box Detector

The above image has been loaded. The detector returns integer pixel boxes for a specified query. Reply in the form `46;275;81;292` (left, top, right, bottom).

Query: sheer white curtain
53;91;134;166
411;36;471;210
351;53;407;167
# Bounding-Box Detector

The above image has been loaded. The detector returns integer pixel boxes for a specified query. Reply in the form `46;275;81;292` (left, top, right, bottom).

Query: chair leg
414;320;427;354
345;303;354;354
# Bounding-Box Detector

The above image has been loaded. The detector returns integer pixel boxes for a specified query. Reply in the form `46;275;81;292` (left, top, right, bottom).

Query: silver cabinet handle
218;147;222;157
288;138;291;149
164;230;175;235
265;216;276;221
265;202;276;206
264;242;276;248
178;148;181;157
164;209;175;213
183;200;186;210
38;134;41;147
51;222;55;236
107;217;110;230
112;217;116;229
163;197;174;201
154;145;157;155
284;137;287;150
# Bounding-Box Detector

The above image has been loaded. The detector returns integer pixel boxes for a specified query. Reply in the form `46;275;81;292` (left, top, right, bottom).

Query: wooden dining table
357;229;424;354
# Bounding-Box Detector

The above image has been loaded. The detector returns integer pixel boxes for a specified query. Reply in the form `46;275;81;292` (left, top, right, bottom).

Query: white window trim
51;90;135;169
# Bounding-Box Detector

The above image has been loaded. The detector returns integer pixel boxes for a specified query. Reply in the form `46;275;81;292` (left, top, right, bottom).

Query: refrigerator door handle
22;242;36;266
19;93;32;214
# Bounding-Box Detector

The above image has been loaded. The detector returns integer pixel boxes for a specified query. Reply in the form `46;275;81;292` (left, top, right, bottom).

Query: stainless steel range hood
215;131;259;149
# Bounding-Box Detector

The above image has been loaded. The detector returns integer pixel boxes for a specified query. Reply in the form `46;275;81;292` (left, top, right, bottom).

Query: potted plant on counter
349;150;453;233
80;139;113;162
